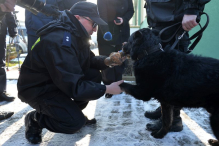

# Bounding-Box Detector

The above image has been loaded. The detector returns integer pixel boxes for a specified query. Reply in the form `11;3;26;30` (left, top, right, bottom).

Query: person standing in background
0;12;17;120
143;0;210;134
97;0;134;98
0;0;16;15
25;0;85;52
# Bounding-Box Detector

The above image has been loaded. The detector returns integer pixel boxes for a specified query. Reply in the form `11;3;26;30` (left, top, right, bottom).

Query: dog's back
131;36;219;107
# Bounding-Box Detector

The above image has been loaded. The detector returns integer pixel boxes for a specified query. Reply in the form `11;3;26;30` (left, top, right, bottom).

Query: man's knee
57;115;87;134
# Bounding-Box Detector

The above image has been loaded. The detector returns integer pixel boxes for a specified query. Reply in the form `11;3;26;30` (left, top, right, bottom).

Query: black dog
120;28;219;146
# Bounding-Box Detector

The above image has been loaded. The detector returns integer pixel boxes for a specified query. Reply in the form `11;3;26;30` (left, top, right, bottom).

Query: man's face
78;16;97;35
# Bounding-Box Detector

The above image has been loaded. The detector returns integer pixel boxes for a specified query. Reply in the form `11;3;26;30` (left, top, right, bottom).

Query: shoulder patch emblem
62;32;71;47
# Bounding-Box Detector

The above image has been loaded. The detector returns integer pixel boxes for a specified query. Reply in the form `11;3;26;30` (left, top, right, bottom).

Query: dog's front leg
119;82;151;100
151;103;173;139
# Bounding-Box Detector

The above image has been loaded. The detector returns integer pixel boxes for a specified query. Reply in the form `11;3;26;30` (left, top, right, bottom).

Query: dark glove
8;27;17;38
17;0;61;17
41;5;61;17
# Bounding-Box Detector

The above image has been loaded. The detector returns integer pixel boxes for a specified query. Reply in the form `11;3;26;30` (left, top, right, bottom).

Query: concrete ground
0;79;216;146
0;49;216;146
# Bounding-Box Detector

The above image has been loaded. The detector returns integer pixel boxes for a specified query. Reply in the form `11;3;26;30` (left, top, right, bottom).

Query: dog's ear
134;30;143;39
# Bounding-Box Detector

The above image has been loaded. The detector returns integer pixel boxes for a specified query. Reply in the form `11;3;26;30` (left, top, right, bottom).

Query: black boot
105;93;113;98
144;106;161;119
85;116;97;125
146;108;183;132
25;110;42;144
0;111;14;120
0;92;15;102
146;116;183;132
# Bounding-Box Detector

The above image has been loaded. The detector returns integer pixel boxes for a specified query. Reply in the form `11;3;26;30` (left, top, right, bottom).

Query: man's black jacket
97;0;134;45
145;0;211;27
17;11;108;103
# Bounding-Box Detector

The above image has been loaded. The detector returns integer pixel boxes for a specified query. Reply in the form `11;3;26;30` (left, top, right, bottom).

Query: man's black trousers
0;35;7;93
27;68;102;134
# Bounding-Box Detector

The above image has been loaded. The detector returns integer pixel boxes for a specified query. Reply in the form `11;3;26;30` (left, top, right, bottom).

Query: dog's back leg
208;109;219;146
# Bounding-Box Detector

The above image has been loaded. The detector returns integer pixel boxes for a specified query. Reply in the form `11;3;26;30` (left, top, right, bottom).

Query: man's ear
74;15;80;20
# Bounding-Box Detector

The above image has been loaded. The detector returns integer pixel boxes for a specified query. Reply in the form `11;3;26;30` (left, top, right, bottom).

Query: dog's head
122;28;161;60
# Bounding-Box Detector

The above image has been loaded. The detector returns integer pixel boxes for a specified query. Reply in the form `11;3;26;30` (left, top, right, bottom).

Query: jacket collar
36;10;90;40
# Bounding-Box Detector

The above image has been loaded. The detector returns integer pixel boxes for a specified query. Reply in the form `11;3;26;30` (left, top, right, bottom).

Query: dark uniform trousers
28;68;102;134
0;35;7;93
99;44;125;85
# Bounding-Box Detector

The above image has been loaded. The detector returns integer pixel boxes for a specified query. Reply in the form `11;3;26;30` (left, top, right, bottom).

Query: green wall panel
191;1;219;59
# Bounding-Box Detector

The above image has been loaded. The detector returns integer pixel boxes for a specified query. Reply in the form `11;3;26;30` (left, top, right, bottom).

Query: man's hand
8;27;17;38
114;17;123;25
182;14;198;31
122;42;127;45
105;80;124;94
0;0;16;12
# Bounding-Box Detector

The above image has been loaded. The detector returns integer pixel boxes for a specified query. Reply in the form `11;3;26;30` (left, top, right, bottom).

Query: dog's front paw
119;82;131;93
151;130;165;139
151;130;158;136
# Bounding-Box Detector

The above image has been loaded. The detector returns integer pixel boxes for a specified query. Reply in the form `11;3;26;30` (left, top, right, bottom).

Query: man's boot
85;116;97;125
105;93;113;98
25;110;42;144
146;107;183;132
0;111;14;120
144;106;161;120
0;92;15;102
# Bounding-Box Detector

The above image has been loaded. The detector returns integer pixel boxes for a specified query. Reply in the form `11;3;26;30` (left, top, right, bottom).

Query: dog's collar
137;43;164;60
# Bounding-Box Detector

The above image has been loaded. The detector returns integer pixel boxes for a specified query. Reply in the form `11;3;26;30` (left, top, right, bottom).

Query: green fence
139;1;219;59
191;1;219;58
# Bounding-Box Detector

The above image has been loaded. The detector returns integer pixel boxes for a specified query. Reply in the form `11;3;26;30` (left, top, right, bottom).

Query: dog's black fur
120;28;219;146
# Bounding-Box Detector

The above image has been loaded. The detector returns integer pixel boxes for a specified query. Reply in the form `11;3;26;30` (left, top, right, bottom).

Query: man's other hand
105;80;124;95
182;14;198;31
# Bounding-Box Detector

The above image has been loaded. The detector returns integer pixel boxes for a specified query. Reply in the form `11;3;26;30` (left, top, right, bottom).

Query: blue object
103;32;112;41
